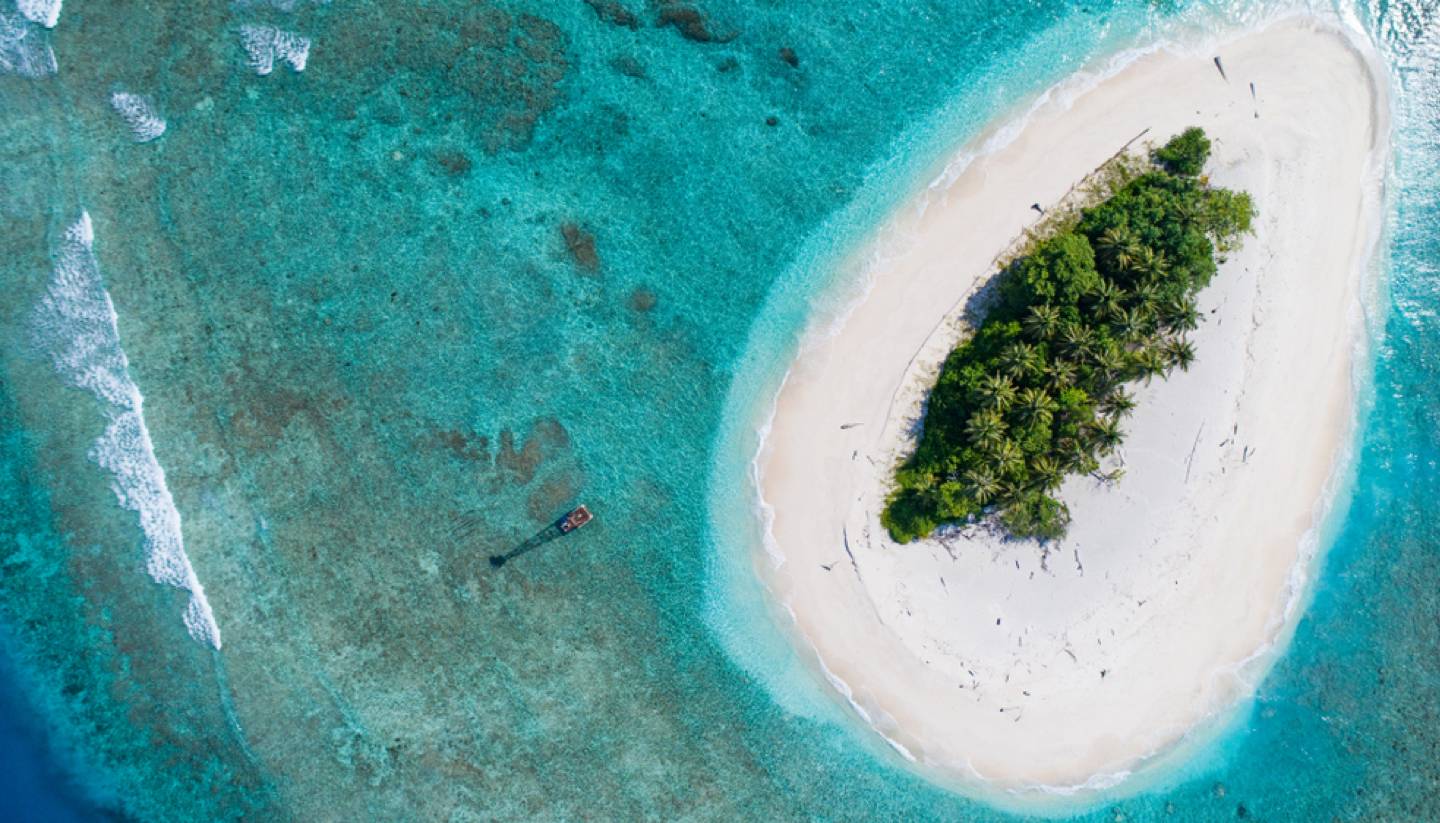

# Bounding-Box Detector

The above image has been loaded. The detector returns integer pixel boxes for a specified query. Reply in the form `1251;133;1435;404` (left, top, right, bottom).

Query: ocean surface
0;0;1436;819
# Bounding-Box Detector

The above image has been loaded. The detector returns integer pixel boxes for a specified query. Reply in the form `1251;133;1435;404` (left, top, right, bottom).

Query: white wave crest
233;0;326;12
109;90;166;142
31;212;223;650
16;0;59;28
0;11;56;77
238;23;309;75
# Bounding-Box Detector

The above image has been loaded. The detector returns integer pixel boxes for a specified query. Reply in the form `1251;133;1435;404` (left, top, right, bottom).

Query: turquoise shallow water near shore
0;0;1437;819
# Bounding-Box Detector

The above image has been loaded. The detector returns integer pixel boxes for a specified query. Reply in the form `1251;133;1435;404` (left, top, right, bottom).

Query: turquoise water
0;0;1436;819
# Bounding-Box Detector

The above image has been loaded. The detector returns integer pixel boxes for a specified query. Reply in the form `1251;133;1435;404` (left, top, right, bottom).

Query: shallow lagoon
1;0;1438;819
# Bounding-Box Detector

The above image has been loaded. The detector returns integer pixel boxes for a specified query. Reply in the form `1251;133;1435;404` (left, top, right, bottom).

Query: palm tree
1059;322;1095;358
1100;388;1136;419
1000;342;1044;380
1096;226;1126;257
965;409;1007;451
1017;387;1057;425
1097;226;1139;272
1030;454;1064;490
1046;359;1077;391
964;467;1001;505
1091;344;1129;384
1164;337;1197;372
1065;442;1101;475
979;373;1018;411
1110;306;1150;344
1090;279;1125;321
1135;348;1169;383
1161;297;1202;333
1089;417;1124;455
1133;247;1169;281
998;478;1029;506
993;439;1025;478
1053;436;1098;475
1024;304;1062;341
1130;282;1162;315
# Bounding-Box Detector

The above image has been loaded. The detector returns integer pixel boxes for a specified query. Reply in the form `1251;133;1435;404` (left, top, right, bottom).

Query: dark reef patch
496;417;570;486
561;223;600;272
221;366;352;452
526;473;578;523
655;1;736;43
584;0;640;29
434;149;474;176
323;6;571;155
610;55;648;79
628;287;658;312
435;428;491;463
450;13;571;153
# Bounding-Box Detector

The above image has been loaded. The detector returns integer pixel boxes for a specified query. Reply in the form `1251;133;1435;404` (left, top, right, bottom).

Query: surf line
30;211;223;649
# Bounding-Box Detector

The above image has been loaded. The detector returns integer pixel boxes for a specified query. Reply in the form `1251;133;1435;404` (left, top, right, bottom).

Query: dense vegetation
883;128;1255;543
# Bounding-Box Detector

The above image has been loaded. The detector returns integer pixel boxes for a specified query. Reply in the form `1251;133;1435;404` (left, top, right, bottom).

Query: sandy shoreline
756;17;1387;794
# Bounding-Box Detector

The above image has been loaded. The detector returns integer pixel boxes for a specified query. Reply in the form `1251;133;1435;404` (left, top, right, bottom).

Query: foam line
0;11;56;77
31;213;223;650
109;91;166;143
238;24;310;75
15;0;58;28
232;0;320;12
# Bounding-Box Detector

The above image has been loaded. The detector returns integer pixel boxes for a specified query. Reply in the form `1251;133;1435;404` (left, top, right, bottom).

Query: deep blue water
0;652;100;822
0;0;1436;820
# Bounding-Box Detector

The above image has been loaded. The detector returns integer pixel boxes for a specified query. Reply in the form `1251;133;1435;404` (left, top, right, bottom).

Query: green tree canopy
1151;126;1211;176
882;127;1255;544
1001;232;1101;310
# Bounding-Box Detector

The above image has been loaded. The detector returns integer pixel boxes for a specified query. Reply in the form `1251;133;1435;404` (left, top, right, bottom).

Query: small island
884;128;1255;542
751;19;1385;794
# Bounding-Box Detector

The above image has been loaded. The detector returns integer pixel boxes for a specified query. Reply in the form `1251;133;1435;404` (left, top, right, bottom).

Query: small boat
557;504;593;534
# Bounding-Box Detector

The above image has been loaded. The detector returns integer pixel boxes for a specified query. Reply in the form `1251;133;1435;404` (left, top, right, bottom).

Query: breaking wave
15;0;59;28
232;0;326;12
30;212;223;650
109;90;166;142
0;10;56;77
238;24;309;75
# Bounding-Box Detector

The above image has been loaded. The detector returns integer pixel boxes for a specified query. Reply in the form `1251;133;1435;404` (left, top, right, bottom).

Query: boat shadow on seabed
447;505;594;569
487;523;565;568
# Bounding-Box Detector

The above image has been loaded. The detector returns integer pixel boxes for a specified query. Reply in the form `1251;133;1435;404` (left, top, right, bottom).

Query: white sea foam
109;90;167;142
238;23;309;75
0;11;56;77
16;0;59;28
31;212;223;650
233;0;326;12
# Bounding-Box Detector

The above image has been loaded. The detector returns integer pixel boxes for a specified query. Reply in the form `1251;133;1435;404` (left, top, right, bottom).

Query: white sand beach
756;18;1387;791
